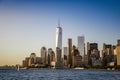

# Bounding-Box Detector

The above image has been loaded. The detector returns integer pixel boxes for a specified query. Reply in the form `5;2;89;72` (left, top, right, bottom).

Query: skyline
0;0;120;66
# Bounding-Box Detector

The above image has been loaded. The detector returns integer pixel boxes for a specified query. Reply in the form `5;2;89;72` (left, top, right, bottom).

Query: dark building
48;48;53;66
63;47;68;66
87;42;98;56
102;43;114;67
68;38;72;68
87;42;100;66
55;47;62;68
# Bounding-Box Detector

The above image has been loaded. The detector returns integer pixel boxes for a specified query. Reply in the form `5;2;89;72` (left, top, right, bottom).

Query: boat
74;67;84;70
17;65;19;71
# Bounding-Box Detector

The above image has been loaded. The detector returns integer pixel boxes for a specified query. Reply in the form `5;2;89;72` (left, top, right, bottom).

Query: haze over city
0;0;120;66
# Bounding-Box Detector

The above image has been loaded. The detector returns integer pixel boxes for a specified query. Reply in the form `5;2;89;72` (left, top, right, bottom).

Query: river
0;69;120;80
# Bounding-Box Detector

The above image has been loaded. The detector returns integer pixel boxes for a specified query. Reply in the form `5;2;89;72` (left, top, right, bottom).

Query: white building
55;22;62;68
56;26;62;49
78;36;85;56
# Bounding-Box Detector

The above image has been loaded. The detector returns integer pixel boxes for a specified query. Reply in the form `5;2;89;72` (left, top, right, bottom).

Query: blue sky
0;0;120;65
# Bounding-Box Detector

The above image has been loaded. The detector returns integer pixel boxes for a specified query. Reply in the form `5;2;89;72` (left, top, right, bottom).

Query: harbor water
0;69;120;80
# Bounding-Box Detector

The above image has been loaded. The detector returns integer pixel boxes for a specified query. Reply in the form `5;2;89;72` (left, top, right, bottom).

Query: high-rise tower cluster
22;22;120;69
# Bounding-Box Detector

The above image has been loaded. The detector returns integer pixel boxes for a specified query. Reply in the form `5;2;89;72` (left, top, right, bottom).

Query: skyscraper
55;47;62;68
87;42;100;66
50;51;55;68
102;43;114;66
56;22;62;49
41;47;47;64
30;53;36;65
116;40;120;66
78;36;85;56
63;47;68;66
68;38;72;67
55;21;62;68
63;47;68;56
48;48;53;66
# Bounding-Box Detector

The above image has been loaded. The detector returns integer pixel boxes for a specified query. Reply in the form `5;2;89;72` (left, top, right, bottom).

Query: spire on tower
58;19;60;27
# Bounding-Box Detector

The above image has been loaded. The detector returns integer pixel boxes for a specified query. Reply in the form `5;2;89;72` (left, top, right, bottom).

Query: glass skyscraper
55;22;62;68
78;36;85;56
56;26;62;49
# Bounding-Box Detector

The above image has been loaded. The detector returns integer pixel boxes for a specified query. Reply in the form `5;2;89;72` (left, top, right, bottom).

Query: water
0;69;120;80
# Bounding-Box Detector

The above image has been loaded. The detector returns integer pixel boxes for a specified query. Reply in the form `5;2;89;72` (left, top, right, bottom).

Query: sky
0;0;120;66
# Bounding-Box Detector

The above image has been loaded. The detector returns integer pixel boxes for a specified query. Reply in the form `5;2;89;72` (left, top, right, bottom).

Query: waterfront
0;69;120;80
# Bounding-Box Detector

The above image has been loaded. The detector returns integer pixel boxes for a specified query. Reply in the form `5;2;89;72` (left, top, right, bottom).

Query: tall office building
50;51;55;62
116;46;120;66
63;47;68;56
55;21;62;68
63;47;68;66
41;47;47;64
30;53;36;65
48;48;53;65
55;47;62;68
116;40;120;66
87;42;100;66
56;23;62;49
50;51;55;67
102;43;114;66
68;38;72;67
87;42;98;56
71;45;82;67
78;36;85;56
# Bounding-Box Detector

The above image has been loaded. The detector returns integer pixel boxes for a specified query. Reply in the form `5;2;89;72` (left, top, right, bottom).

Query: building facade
48;48;53;66
55;47;62;68
29;53;36;66
78;36;85;56
63;47;68;66
56;26;62;49
55;22;62;68
116;40;120;66
71;45;82;67
68;38;72;67
50;51;55;67
102;43;115;67
87;42;100;66
41;47;47;65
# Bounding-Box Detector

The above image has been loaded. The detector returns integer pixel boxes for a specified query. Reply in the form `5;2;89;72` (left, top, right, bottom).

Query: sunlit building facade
50;51;55;67
30;53;36;66
116;40;120;66
71;45;82;67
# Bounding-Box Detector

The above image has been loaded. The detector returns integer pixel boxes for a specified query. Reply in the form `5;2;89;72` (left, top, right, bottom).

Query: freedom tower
55;21;62;68
56;23;62;49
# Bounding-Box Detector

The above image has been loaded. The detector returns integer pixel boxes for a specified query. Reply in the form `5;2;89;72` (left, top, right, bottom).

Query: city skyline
0;0;120;66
